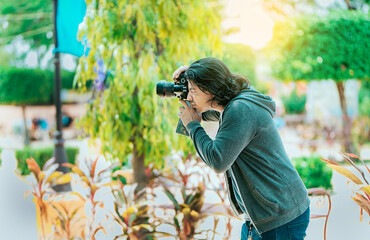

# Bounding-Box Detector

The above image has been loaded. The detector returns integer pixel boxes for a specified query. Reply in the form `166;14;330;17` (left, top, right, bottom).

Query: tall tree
266;10;370;153
0;67;76;145
0;67;53;145
76;0;222;191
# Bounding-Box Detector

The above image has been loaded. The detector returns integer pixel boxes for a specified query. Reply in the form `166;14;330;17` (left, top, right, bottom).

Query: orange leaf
62;163;75;169
345;153;360;159
320;157;339;166
91;157;99;178
351;193;370;218
92;226;105;240
327;164;363;185
26;158;41;178
38;172;46;183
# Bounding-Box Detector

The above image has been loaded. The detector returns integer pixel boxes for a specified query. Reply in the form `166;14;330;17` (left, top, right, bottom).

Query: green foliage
76;0;223;168
321;153;370;220
222;43;256;83
359;80;370;116
0;67;53;105
16;146;78;175
293;155;333;190
0;67;76;105
61;70;76;90
0;0;53;47
0;47;14;66
221;43;269;93
266;10;370;82
281;88;306;114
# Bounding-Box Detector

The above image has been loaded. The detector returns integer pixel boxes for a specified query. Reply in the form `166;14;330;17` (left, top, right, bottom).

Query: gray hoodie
186;88;310;234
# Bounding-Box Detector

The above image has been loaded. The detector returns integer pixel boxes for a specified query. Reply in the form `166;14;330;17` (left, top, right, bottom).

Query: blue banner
54;0;88;57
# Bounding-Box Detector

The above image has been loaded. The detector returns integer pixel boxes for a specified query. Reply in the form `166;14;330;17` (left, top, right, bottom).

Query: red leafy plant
202;164;239;239
63;157;114;239
50;200;86;240
159;156;231;240
109;180;159;240
321;153;370;221
18;157;72;240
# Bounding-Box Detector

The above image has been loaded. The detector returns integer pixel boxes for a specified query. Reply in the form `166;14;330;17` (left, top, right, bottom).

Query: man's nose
187;92;193;101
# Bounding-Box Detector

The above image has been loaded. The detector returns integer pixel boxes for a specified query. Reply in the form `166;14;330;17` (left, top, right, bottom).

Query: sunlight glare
222;0;274;50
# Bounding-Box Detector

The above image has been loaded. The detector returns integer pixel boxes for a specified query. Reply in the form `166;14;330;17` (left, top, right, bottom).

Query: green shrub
281;88;306;114
0;67;53;105
61;70;77;90
293;155;333;190
16;146;79;175
0;67;77;105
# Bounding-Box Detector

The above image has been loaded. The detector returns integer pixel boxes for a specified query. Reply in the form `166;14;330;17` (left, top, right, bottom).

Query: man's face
186;80;214;113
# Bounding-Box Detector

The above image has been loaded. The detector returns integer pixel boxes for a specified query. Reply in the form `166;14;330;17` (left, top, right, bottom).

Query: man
173;57;310;240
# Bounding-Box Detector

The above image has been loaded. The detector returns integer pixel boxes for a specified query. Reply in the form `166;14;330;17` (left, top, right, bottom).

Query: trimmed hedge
293;155;333;190
16;146;79;175
0;67;77;105
281;88;306;114
0;67;53;105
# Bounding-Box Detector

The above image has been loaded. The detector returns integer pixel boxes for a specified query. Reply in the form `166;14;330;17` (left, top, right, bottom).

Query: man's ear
210;100;218;108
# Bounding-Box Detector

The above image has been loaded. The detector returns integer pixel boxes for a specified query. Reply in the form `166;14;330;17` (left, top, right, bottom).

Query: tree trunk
132;140;148;194
21;105;30;146
344;0;356;10
131;86;148;193
336;81;355;153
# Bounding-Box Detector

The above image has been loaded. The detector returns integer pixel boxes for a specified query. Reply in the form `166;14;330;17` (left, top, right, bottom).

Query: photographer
173;57;310;240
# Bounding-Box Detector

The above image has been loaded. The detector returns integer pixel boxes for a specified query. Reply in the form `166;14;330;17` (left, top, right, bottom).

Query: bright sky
222;0;274;50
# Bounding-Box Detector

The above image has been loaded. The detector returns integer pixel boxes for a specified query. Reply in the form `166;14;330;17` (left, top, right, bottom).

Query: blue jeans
241;207;310;240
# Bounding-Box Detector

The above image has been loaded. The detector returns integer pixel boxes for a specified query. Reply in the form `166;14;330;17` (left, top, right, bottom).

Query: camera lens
156;80;175;97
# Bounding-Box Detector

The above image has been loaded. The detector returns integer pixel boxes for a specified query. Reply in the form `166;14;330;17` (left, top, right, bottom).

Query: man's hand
177;99;201;127
172;65;188;80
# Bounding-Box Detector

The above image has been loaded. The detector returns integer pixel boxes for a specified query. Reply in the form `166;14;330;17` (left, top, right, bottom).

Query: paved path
0;150;38;240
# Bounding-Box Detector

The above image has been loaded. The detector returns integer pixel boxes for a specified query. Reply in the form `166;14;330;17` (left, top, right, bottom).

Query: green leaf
163;188;180;211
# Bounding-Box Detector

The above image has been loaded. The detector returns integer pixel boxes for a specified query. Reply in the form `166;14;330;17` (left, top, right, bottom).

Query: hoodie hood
227;87;276;118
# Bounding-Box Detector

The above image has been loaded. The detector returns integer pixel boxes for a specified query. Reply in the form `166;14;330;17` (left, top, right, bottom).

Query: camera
156;71;190;136
156;72;188;100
